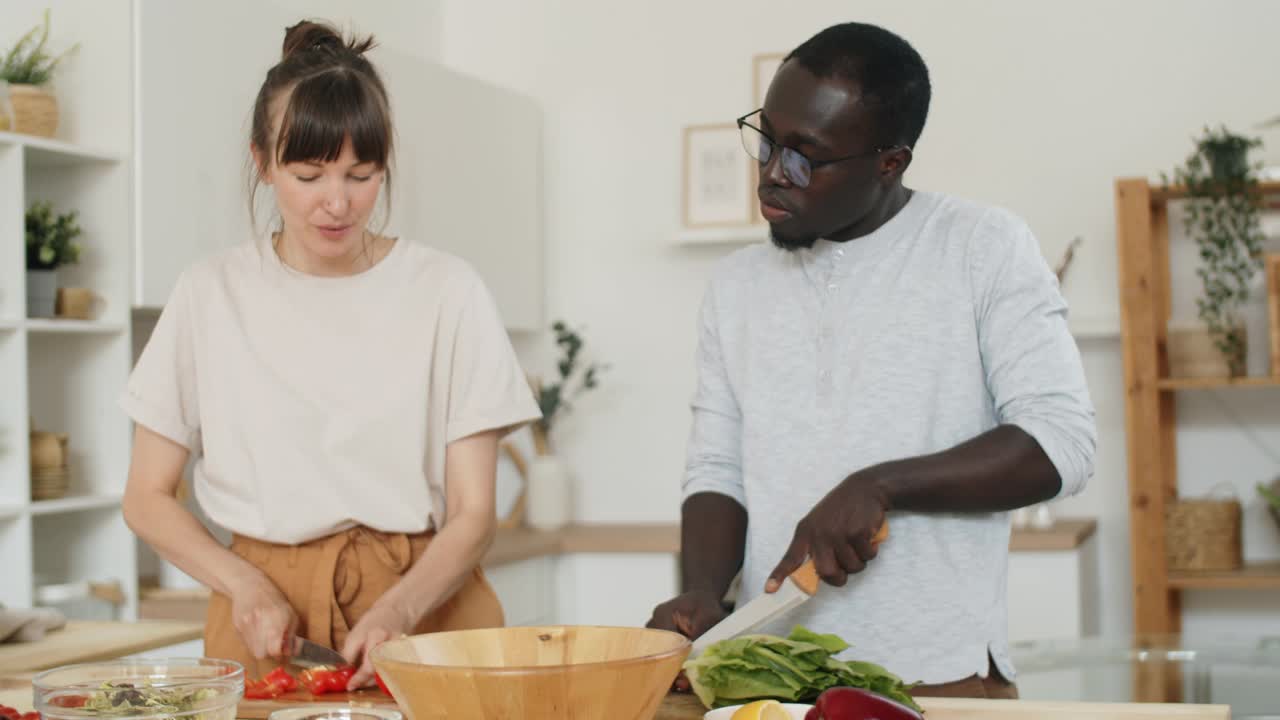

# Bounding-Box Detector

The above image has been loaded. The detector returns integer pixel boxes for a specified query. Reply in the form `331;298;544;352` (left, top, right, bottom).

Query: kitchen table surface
0;620;203;675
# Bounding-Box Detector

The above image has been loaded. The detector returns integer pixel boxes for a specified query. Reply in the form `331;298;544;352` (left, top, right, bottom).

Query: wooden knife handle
790;521;890;595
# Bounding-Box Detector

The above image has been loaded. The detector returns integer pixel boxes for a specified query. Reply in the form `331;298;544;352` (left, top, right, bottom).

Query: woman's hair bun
282;20;375;61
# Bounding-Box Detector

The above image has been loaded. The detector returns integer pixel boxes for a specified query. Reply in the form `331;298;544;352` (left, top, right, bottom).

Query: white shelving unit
0;0;137;621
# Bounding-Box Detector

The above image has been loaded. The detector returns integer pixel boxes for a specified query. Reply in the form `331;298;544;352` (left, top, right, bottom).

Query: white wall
436;0;1280;645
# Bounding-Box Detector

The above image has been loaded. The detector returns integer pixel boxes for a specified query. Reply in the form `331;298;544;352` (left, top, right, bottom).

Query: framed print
753;53;785;108
682;123;753;228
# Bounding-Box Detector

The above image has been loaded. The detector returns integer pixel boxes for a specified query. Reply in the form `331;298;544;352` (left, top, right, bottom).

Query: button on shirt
681;190;1096;685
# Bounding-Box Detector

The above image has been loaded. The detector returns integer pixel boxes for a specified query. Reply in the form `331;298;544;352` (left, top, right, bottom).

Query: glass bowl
33;658;243;720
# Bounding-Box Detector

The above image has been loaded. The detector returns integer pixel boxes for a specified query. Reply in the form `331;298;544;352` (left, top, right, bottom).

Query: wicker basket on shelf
9;84;58;138
1165;496;1242;572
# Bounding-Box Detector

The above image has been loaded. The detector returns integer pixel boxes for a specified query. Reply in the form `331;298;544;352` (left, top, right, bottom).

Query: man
647;22;1096;699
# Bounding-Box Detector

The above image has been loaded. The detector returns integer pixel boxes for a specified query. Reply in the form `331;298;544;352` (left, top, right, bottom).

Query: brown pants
205;526;504;679
909;655;1019;700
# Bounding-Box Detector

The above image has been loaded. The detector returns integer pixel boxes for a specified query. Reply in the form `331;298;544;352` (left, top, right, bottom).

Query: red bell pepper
299;666;356;695
244;666;301;700
263;667;298;693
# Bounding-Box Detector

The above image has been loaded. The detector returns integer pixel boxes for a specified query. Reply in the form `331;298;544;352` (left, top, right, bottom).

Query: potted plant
0;9;78;138
25;200;82;318
1164;126;1267;377
525;321;609;530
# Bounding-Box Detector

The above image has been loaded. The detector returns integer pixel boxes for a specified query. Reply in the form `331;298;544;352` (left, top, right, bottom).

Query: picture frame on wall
753;52;785;108
682;123;753;228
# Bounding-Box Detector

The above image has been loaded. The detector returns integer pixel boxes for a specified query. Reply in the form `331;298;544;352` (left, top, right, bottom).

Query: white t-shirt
121;234;542;545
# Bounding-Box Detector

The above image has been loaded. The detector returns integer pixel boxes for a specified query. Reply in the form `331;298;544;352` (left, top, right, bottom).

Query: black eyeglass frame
735;108;905;186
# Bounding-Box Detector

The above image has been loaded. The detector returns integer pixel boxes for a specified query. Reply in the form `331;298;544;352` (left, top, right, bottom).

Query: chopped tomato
20;713;40;720
374;672;390;695
46;697;86;709
299;666;356;695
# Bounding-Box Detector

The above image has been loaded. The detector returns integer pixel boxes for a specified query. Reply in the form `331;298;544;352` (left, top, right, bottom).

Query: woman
120;20;540;690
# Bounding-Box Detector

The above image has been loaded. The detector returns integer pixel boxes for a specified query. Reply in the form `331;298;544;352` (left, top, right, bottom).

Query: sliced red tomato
374;672;390;695
20;712;40;720
46;697;86;709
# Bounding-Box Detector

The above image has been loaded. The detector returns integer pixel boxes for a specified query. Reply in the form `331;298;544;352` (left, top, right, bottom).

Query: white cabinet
552;553;680;627
1007;532;1101;643
1;1;138;620
485;553;680;629
486;556;557;627
133;1;544;330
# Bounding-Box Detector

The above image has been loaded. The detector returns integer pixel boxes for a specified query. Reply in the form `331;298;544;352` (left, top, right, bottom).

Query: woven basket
1166;497;1243;571
9;84;58;138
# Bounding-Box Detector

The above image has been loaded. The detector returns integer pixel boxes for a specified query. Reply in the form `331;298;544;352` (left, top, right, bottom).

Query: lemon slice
730;699;790;720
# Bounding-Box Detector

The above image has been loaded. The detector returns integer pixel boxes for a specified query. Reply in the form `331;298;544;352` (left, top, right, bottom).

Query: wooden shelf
1168;562;1280;590
0;131;122;167
1148;179;1280;204
1116;176;1280;701
1157;375;1280;390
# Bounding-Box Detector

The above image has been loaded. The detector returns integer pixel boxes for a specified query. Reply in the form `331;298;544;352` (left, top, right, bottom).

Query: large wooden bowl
370;625;690;720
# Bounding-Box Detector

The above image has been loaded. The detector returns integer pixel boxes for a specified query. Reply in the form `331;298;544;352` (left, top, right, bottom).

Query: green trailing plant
1;9;79;86
25;200;81;270
532;320;609;454
1164;126;1267;376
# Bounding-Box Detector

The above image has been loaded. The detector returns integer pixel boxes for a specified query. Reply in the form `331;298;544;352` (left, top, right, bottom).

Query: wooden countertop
0;620;203;675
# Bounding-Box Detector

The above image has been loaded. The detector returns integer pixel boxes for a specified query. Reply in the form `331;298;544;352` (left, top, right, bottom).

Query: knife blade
289;636;348;669
689;521;889;658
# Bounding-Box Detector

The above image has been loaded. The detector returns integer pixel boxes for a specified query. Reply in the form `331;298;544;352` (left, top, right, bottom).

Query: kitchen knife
689;521;889;657
289;636;349;669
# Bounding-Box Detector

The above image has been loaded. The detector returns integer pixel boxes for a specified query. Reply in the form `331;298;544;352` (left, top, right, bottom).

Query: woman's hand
340;601;416;691
229;572;299;660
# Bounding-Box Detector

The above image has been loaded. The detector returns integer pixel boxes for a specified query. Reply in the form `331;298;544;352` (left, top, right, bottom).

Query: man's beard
770;227;818;251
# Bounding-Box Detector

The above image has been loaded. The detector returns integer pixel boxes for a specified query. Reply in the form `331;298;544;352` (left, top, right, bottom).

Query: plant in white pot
25;201;81;318
526;321;609;531
0;9;79;138
1164;126;1267;377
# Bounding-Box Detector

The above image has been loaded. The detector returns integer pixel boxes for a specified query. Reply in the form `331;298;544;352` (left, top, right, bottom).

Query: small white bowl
703;703;814;720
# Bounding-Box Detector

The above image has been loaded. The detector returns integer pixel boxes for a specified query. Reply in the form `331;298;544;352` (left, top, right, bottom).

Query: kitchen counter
655;692;1226;719
0;620;203;675
0;677;1225;719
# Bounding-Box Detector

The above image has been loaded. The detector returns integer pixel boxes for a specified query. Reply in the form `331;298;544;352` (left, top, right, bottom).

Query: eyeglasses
736;109;900;188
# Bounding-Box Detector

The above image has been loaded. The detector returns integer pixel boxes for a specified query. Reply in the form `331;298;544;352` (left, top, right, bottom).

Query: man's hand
646;589;729;692
766;472;888;592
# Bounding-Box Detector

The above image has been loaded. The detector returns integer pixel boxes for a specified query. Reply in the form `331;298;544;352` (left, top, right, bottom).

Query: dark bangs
274;69;392;169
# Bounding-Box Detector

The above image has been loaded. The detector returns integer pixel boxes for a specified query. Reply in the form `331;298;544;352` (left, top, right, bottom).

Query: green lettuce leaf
683;625;922;712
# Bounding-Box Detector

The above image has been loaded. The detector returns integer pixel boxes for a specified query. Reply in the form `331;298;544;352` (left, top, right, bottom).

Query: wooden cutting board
236;688;398;719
